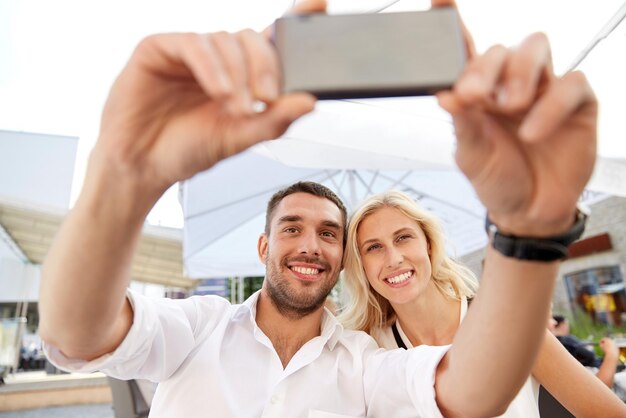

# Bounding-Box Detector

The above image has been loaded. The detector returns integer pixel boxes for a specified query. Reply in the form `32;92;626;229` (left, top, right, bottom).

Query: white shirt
371;298;540;418
44;290;450;418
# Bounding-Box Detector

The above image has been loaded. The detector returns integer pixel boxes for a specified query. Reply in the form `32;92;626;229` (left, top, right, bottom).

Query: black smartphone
273;8;466;99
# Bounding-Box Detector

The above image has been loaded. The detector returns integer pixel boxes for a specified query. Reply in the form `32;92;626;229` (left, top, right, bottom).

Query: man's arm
430;4;597;414
38;2;325;360
38;164;149;360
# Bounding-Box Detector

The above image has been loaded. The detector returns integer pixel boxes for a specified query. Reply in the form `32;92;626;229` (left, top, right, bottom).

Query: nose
385;245;403;268
298;231;321;256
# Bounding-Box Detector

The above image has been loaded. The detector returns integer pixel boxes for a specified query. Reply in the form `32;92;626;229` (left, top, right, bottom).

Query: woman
339;190;626;417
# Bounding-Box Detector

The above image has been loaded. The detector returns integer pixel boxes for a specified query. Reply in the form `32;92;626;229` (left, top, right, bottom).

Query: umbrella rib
363;170;380;200
377;172;484;219
336;99;453;125
387;171;413;191
366;0;404;14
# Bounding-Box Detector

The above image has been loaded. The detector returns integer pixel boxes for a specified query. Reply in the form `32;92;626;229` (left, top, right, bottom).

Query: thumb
226;93;316;155
289;0;327;15
263;0;327;39
431;0;476;59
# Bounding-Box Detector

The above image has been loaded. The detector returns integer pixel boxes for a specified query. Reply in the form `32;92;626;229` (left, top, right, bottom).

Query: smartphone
273;8;466;99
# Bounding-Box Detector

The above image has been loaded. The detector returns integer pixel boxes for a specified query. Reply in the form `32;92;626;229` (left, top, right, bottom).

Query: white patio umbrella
182;98;488;278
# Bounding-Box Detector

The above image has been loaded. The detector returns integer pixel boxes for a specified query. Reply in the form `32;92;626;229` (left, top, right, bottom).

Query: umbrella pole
348;170;358;209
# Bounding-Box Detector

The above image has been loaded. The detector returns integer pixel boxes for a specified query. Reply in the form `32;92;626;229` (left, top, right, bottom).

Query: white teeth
292;266;319;275
386;271;412;284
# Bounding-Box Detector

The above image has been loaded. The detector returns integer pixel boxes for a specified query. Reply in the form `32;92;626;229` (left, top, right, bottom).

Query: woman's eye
366;243;381;252
397;234;412;242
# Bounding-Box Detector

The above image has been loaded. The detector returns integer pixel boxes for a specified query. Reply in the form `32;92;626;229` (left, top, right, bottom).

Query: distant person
550;314;622;388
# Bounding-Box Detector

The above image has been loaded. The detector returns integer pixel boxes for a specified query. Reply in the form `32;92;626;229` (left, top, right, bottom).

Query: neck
392;282;461;347
256;289;324;368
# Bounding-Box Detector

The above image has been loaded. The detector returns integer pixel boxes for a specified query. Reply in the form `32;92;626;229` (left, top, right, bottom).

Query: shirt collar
233;290;344;350
232;289;260;322
320;307;344;350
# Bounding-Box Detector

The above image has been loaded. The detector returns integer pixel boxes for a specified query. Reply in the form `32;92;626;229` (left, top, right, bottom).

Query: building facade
460;195;626;324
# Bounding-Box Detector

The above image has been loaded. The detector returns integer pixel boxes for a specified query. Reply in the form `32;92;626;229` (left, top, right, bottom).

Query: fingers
497;33;554;113
135;32;284;115
237;29;280;103
219;93;316;157
454;44;508;107
519;70;597;142
454;33;554;112
450;32;581;142
211;32;252;113
134;33;233;100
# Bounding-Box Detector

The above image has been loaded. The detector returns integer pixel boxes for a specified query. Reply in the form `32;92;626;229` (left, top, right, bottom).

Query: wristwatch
485;206;588;262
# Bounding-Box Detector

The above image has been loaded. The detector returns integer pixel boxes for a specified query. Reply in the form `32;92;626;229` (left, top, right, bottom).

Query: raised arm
534;332;626;417
38;3;324;360
431;3;597;416
595;337;621;388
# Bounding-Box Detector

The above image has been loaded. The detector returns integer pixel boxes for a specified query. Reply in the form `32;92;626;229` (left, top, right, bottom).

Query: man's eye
321;231;336;238
284;227;298;233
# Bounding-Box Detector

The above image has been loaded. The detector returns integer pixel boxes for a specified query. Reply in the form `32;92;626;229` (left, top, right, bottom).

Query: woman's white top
371;298;540;418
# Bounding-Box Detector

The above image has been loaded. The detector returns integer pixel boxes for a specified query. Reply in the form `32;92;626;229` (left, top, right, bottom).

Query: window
565;265;626;326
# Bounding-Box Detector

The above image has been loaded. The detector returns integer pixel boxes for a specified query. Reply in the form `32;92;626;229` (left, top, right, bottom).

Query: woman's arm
533;331;626;417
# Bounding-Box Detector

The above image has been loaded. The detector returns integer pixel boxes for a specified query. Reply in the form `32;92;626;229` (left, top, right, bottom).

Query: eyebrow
359;227;415;248
321;220;342;231
277;215;302;224
277;216;342;231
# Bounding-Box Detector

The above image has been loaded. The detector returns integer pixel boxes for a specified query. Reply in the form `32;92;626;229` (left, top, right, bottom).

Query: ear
257;233;269;264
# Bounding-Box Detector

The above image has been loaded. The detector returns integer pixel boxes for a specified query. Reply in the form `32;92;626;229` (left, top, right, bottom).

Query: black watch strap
485;208;587;262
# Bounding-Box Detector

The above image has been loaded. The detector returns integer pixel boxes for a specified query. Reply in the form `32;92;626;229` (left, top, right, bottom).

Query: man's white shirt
44;290;449;418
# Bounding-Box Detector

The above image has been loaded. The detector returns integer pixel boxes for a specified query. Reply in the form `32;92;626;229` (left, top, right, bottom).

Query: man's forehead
273;192;343;225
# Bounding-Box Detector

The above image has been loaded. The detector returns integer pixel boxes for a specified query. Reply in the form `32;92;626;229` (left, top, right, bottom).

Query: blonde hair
338;190;478;334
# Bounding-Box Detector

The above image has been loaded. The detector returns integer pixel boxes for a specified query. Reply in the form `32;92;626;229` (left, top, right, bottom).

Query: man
38;0;600;416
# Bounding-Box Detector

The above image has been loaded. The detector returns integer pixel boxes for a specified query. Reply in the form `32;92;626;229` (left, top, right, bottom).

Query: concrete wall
554;196;626;314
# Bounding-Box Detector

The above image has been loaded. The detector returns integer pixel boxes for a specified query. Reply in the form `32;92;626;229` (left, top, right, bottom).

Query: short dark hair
265;181;347;244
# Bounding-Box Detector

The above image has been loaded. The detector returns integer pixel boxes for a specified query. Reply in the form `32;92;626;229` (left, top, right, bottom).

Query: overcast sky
1;0;624;226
